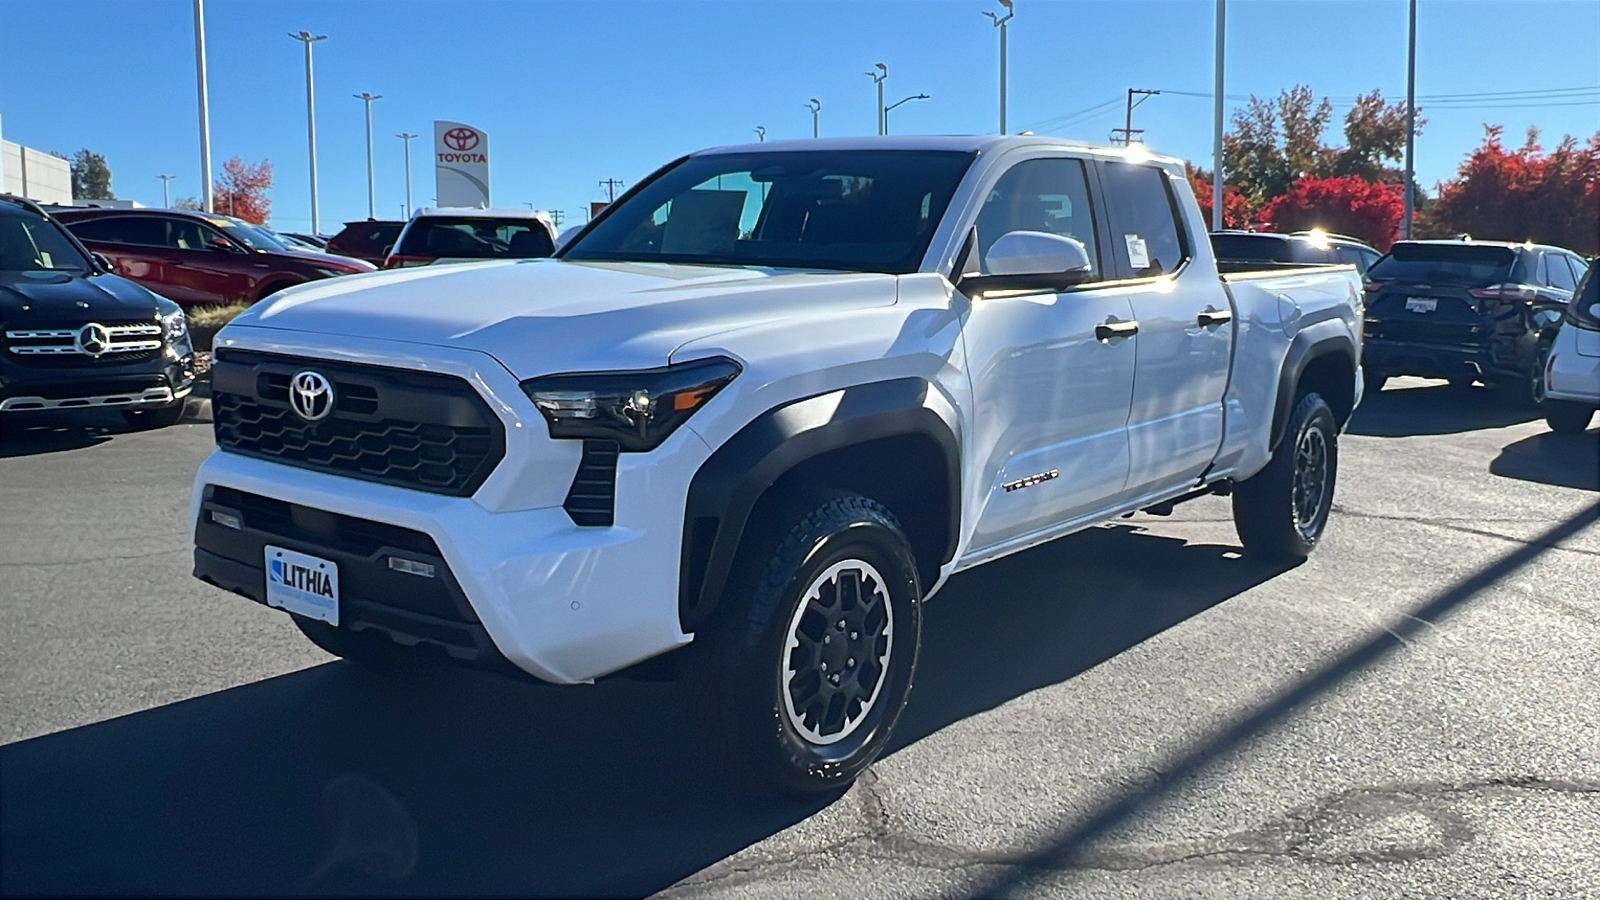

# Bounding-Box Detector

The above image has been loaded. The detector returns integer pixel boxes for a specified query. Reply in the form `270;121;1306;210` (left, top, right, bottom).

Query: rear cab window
1099;162;1190;278
398;217;554;259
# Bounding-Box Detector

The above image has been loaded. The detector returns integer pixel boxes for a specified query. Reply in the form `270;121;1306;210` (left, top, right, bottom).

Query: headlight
161;308;188;343
313;267;356;278
520;357;741;451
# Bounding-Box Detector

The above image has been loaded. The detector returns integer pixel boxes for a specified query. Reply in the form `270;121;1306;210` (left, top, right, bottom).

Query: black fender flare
679;378;961;632
1269;327;1357;451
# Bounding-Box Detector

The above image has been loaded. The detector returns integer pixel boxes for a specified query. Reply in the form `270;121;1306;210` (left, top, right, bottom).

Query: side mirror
91;252;115;272
959;231;1093;297
379;244;394;258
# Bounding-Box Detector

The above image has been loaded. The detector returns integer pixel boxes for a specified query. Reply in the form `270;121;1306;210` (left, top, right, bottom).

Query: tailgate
1365;286;1484;345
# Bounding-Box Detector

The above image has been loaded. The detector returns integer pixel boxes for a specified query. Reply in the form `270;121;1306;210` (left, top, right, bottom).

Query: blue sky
3;0;1597;234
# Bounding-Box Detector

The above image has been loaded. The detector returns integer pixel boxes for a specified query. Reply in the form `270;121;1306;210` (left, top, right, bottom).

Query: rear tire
1544;399;1597;434
292;616;414;671
1232;392;1338;562
121;401;185;429
1514;343;1552;408
682;494;922;797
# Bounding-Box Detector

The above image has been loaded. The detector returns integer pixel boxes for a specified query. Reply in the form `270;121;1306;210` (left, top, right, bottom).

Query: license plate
1405;297;1438;313
265;546;339;625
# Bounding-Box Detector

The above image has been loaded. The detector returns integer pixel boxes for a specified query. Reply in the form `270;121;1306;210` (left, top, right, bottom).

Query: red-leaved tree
1186;164;1255;229
1260;174;1404;250
1417;126;1600;254
213;157;273;224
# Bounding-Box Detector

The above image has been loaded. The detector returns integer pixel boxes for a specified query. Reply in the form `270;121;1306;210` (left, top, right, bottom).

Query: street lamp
353;92;382;219
192;0;213;212
865;63;887;135
883;93;929;135
396;132;417;218
157;174;175;207
982;0;1014;134
754;125;766;142
806;98;821;138
289;31;328;235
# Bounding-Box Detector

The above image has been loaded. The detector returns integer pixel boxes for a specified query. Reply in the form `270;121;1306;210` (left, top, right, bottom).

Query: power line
1017;96;1122;134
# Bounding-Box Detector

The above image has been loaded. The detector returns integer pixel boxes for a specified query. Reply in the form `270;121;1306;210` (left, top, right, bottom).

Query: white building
1;115;74;205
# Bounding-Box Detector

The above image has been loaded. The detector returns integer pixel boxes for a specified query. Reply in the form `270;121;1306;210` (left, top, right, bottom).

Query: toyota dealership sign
434;120;490;207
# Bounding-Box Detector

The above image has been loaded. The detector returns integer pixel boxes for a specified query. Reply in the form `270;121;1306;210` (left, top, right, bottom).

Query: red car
55;208;374;307
324;219;405;266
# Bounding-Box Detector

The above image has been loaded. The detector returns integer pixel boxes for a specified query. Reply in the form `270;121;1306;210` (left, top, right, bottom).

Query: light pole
396;132;416;218
1212;0;1226;230
157;174;175;207
983;0;1014;134
289;31;328;235
866;63;887;135
193;0;213;212
353;92;381;219
806;98;821;138
883;93;929;135
754;125;766;142
1402;0;1417;238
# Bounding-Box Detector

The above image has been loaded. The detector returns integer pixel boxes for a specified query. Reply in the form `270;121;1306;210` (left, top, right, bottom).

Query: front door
1100;161;1232;496
160;217;255;304
961;156;1136;555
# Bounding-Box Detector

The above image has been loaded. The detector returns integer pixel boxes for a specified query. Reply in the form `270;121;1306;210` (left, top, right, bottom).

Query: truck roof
692;133;1184;168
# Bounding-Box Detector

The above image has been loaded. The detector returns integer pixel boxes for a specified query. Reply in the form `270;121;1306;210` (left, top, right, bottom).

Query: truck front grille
210;349;504;497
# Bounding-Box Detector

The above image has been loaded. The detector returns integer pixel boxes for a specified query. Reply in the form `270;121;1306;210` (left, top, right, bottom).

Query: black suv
0;195;195;430
1362;240;1587;403
1210;230;1383;274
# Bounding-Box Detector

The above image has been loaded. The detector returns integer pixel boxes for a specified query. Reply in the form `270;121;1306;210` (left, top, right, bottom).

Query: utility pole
1402;0;1417;238
396;132;416;218
353;92;381;220
866;63;887;135
1213;0;1226;230
1110;88;1159;146
983;0;1015;134
549;209;565;227
193;0;213;212
883;93;930;136
157;174;175;207
806;98;821;138
289;31;328;235
599;178;624;203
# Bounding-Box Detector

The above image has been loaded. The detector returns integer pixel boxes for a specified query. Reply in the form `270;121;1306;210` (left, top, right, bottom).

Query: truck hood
0;270;165;327
230;258;900;376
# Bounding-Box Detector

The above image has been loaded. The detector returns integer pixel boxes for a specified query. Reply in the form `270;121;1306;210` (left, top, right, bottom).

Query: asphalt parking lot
1;378;1596;899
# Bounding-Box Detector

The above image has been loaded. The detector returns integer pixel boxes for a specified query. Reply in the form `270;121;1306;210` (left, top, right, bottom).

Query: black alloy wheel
1232;391;1339;561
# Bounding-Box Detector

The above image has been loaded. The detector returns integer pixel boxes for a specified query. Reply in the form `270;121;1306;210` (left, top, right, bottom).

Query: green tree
69;149;115;200
1332;90;1420;181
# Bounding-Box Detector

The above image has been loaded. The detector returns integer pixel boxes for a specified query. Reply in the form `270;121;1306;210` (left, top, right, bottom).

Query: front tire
1232;391;1339;561
1544;399;1597;434
684;495;922;797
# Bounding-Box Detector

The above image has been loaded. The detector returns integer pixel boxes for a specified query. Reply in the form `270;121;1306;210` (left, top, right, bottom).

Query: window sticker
1124;234;1150;270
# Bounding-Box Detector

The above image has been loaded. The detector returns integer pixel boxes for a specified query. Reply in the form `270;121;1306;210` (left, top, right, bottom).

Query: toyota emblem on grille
75;323;111;357
289;370;335;422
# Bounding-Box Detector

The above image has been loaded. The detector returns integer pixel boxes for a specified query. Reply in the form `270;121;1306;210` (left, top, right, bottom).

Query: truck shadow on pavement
1348;383;1540;438
1489;428;1600;491
0;525;1287;899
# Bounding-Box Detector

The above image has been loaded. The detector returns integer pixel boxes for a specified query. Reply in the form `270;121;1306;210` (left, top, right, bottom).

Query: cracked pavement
1;377;1597;898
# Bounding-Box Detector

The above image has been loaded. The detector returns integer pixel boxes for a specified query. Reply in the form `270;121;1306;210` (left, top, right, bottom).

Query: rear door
61;216;177;299
1100;160;1232;496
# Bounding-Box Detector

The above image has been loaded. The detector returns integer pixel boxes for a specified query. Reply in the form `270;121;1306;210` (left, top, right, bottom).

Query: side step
1141;480;1233;517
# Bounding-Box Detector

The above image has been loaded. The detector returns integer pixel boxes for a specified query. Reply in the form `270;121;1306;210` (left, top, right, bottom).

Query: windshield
561;150;976;274
0;205;92;273
215;219;289;252
1368;243;1516;286
396;217;555;259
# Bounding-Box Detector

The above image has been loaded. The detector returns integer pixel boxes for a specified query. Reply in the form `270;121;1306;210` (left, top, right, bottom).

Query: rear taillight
1469;283;1538;302
1567;295;1600;330
383;254;432;269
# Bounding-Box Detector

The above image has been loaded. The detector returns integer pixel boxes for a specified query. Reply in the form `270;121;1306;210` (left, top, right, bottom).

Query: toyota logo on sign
443;128;480;152
289;371;335;422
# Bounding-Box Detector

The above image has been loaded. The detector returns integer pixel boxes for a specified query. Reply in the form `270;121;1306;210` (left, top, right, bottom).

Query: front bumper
0;355;195;413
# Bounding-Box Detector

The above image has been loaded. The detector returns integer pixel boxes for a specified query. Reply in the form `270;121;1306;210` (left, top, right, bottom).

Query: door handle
1094;318;1139;341
1197;307;1233;327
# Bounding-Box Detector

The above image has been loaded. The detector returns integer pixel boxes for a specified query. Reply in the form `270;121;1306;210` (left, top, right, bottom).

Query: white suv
1545;258;1600;433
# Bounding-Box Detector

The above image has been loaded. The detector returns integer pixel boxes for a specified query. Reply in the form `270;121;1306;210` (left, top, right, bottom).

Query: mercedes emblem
75;322;111;357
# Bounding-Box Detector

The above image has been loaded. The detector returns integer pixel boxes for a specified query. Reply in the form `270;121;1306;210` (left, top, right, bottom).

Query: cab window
1100;162;1191;278
975;157;1101;281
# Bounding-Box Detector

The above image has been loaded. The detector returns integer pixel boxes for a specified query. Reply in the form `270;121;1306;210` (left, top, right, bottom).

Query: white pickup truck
192;136;1364;795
